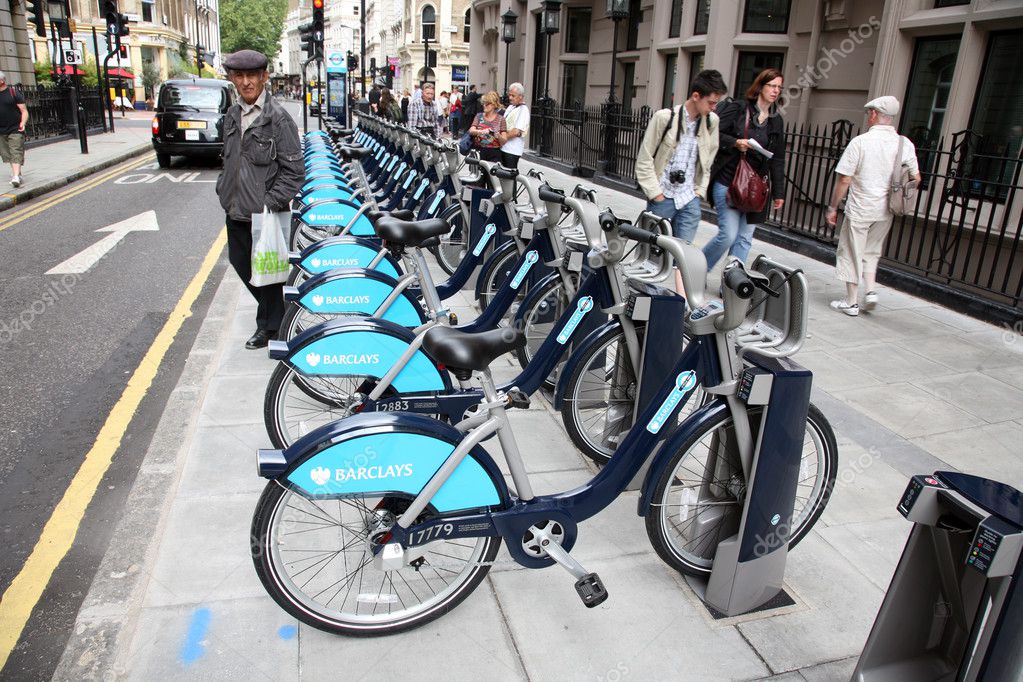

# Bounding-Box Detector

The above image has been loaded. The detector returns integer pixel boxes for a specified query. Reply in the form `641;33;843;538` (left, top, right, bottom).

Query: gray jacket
216;91;303;221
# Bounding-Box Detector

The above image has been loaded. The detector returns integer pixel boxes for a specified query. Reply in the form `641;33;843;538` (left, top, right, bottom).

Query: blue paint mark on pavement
278;624;298;640
181;607;211;665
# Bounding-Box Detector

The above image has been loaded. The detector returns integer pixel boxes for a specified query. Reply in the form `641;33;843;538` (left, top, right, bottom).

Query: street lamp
539;0;561;156
501;9;517;101
603;0;629;175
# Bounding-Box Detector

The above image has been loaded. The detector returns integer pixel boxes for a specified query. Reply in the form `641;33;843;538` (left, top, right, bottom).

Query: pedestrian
703;68;787;271
461;84;480;134
368;79;382;113
378;88;401;121
0;71;28;188
826;96;921;316
449;87;462;137
216;50;303;349
467;91;507;162
407;82;442;138
400;89;410;122
437;90;450;134
500;82;530;169
635;69;726;248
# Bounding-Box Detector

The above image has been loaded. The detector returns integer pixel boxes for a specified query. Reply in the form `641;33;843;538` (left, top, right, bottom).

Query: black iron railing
18;84;108;143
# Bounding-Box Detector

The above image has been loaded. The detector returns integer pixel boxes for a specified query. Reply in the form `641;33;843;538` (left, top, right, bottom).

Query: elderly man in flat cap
216;49;303;348
825;96;921;317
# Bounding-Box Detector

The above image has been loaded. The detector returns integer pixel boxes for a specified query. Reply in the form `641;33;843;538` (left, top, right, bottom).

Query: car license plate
177;120;207;130
185;130;200;140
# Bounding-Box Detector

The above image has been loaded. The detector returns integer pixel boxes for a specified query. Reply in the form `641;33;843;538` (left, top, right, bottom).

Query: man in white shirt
826;96;922;316
499;83;530;168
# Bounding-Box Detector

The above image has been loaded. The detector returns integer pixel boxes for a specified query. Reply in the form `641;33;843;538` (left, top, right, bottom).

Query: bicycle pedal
575;572;608;608
506;388;530;410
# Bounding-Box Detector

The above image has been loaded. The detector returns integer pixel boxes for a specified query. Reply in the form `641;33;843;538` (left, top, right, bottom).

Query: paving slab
911;371;1023;424
830;382;980;439
911;421;1023;487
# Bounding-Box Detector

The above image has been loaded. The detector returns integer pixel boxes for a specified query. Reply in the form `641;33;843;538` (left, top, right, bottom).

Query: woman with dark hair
378;88;401;120
703;68;786;269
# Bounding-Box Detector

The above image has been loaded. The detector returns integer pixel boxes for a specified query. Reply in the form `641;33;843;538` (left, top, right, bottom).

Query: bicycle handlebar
723;266;755;300
538;184;566;204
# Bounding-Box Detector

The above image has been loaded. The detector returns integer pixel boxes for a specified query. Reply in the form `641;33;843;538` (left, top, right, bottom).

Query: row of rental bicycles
248;113;840;635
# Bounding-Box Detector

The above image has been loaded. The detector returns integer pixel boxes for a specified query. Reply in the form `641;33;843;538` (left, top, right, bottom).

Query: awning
106;68;134;79
52;65;86;76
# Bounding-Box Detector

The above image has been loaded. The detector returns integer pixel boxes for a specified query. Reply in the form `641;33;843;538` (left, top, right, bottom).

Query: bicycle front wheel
514;275;572;389
252;483;500;636
476;247;526;320
645;403;838;577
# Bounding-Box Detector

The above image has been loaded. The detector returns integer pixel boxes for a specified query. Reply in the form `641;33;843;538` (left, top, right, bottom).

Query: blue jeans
704;182;757;269
646;196;700;243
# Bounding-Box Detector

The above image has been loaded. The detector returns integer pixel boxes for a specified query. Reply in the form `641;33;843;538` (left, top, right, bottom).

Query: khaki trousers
835;215;892;284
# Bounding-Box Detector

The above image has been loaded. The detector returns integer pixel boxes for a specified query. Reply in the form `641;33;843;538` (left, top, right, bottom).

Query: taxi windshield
160;84;226;111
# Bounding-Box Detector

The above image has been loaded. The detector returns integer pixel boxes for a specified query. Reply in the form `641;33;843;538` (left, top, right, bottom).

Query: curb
50;270;235;682
0;142;153;213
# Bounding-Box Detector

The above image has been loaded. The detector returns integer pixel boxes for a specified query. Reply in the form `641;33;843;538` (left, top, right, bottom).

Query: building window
463;9;470;43
742;0;790;34
533;12;547;101
564;8;590;53
734;51;783;97
142;0;155;23
690;50;705;81
968;30;1023;200
625;0;642;50
622;62;637;111
421;5;435;41
900;36;960;149
934;0;969;6
694;0;710;35
561;63;587;106
669;0;683;39
661;53;677;109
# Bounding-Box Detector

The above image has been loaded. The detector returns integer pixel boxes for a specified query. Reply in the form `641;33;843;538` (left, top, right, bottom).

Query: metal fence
19;84;108;143
526;102;1023;312
528;99;652;183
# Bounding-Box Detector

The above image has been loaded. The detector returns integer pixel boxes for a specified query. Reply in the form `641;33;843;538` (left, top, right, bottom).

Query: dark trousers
226;215;285;333
500;151;520;169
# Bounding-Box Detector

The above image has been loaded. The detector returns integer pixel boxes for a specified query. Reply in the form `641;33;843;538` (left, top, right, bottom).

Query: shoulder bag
888;136;918;216
726;108;770;213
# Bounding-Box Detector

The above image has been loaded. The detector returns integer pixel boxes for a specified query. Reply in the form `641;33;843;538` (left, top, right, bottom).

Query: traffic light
196;46;205;71
118;13;130;36
298;21;315;58
427;50;437;69
347;53;358;71
103;0;119;36
312;0;325;38
119;45;128;59
387;63;396;89
370;57;377;79
25;0;46;37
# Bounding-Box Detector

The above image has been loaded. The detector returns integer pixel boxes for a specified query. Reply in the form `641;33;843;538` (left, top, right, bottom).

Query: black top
709;98;786;221
368;87;381;106
0;87;25;135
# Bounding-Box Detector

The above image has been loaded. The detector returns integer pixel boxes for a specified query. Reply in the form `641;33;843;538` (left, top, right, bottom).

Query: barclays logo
323;353;381;365
334;463;413;482
309;294;372;307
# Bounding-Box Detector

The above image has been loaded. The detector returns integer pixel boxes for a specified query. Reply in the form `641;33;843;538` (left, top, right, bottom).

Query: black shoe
245;329;274;349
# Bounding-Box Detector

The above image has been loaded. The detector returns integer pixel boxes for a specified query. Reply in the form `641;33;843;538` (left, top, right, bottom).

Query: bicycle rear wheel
476;247;525;321
264;363;366;448
645;403;838;577
252;483;500;636
514;275;572;390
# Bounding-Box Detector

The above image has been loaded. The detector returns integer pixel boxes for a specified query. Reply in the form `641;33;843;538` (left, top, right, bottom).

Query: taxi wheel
156;152;171;168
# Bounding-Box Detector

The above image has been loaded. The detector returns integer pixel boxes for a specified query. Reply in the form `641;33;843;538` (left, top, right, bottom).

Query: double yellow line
0;153;155;233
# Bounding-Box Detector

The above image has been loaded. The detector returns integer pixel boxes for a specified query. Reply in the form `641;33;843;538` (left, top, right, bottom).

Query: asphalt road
0;152;229;680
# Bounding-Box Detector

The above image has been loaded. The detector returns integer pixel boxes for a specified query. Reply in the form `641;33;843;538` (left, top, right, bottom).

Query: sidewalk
0;118;153;211
53;159;1023;681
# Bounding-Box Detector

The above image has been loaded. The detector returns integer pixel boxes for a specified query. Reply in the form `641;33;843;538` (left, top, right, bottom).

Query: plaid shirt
407;97;442;138
659;106;699;209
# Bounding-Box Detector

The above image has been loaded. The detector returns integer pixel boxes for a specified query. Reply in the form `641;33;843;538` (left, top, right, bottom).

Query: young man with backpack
635;70;727;248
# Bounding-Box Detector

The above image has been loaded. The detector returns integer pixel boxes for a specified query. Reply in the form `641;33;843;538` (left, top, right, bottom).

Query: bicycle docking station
854;472;1022;681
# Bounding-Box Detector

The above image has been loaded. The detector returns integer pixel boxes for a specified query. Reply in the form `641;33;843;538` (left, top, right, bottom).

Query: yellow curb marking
0;228;227;670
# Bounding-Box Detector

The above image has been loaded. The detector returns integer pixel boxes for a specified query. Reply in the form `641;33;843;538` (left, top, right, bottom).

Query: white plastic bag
250;206;291;286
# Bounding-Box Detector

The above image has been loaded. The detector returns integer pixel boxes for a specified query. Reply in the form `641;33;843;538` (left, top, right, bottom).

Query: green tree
220;0;287;57
142;60;161;96
34;59;54;85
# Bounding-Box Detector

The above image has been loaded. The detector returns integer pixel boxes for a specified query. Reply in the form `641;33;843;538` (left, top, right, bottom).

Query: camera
669;169;686;184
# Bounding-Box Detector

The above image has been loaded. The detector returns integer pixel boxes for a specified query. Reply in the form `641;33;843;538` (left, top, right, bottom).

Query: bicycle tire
432;206;466;276
645;403;838;577
476;247;525;319
252;482;500;636
278;304;352;342
264;363;368;449
513;275;571;390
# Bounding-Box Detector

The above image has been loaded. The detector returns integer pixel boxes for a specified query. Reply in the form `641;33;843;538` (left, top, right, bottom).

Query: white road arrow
46;211;160;275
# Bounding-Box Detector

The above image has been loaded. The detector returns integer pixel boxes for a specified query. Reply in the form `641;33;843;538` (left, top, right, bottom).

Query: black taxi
151;78;235;167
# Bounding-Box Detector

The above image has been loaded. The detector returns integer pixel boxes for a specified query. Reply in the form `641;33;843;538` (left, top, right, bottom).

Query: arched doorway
417;67;435;85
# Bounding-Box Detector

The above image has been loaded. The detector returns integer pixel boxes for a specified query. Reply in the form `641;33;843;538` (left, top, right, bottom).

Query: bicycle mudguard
299;187;355;206
270;318;450;394
299;200;374;236
291;235;401;279
257;412;510;515
301;177;353;194
635;399;728;516
552;319;622;410
283;269;425;327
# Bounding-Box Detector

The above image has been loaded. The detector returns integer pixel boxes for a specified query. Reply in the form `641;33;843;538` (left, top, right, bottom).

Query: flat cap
223;49;268;71
864;95;900;117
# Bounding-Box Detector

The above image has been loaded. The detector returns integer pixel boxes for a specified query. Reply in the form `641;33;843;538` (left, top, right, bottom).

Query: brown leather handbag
726;109;770;213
